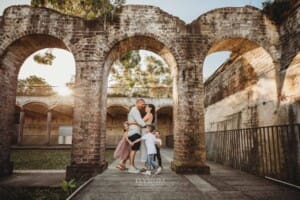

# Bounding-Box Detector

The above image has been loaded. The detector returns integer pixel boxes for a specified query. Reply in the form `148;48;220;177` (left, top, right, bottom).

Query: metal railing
205;124;300;185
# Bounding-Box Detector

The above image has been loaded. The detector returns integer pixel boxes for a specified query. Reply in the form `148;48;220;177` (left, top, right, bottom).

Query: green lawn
11;150;115;170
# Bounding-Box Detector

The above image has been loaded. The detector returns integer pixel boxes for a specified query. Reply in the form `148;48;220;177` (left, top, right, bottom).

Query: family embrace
113;99;162;175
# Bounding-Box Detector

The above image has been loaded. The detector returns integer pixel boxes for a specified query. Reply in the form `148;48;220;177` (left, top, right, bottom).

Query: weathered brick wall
278;5;300;125
1;4;298;179
204;56;257;107
204;47;278;131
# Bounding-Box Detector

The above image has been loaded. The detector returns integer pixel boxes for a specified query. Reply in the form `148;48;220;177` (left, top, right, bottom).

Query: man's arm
132;108;146;127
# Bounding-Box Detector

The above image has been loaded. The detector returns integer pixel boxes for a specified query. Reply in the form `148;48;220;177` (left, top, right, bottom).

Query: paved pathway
0;170;65;187
72;149;300;200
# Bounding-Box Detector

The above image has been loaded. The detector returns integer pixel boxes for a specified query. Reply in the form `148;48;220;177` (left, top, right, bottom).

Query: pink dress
114;132;131;161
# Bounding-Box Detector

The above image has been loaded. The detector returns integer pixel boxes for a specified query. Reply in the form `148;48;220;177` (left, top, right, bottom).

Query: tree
33;49;56;65
31;0;126;65
262;0;293;24
17;75;55;96
31;0;125;20
109;50;172;98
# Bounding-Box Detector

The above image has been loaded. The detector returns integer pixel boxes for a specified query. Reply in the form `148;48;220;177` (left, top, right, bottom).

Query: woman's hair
147;104;156;123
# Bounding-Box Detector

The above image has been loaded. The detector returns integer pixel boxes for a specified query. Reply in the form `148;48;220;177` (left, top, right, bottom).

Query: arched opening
0;34;76;175
203;38;278;132
203;37;281;179
106;105;129;148
102;35;177;167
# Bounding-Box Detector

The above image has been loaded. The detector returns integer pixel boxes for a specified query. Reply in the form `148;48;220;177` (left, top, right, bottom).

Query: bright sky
0;0;265;85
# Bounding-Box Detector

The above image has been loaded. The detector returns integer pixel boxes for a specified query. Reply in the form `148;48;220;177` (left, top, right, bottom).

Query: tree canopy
109;51;172;98
17;75;55;96
31;0;125;19
31;0;126;65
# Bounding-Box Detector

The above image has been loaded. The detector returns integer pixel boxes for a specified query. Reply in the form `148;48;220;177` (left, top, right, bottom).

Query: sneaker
154;167;162;175
128;166;140;174
139;168;147;172
142;170;151;175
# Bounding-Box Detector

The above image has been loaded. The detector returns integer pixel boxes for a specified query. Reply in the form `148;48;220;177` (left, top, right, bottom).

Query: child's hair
123;121;129;132
155;130;160;135
146;124;155;132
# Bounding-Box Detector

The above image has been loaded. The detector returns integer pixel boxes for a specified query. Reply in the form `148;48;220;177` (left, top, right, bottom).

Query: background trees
17;75;55;96
109;51;172;98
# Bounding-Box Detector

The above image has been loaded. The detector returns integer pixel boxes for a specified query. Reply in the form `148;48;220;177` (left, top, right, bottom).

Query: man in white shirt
127;99;146;173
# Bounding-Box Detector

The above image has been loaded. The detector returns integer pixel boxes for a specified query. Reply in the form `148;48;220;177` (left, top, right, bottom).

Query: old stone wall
0;3;298;179
278;5;300;125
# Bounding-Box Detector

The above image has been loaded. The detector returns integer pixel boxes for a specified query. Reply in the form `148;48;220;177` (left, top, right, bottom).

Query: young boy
154;130;162;167
131;124;162;175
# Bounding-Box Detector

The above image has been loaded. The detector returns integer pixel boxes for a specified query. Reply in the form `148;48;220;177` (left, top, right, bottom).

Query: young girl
114;121;131;170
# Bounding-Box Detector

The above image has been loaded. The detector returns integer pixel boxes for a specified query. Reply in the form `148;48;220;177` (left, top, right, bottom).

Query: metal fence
205;124;300;186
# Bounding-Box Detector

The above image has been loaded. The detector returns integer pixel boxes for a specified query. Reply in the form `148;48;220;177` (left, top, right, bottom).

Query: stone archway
0;33;75;177
202;37;279;130
1;4;296;180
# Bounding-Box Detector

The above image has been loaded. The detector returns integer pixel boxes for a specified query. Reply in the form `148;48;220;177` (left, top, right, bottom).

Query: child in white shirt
131;124;162;175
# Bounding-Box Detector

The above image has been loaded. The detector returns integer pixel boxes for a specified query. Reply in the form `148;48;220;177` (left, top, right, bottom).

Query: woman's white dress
140;118;153;163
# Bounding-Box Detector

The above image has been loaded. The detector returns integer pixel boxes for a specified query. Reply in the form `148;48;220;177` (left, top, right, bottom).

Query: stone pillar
0;71;14;177
66;61;107;181
47;110;52;145
171;60;210;174
17;109;25;145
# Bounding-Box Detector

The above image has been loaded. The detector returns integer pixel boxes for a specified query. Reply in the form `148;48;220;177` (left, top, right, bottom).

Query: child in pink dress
114;121;131;170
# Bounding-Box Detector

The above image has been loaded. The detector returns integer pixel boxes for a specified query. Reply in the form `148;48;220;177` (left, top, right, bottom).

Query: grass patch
11;150;115;170
0;186;68;200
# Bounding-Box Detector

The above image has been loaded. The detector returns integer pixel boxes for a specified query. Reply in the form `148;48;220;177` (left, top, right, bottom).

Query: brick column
171;60;210;174
46;110;52;145
0;70;14;177
17;109;25;145
66;61;107;181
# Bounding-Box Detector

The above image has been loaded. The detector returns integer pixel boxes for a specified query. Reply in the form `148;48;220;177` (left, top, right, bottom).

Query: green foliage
11;150;71;170
33;49;56;65
31;0;126;20
59;179;76;195
0;187;67;200
17;75;56;96
109;50;172;98
262;0;293;24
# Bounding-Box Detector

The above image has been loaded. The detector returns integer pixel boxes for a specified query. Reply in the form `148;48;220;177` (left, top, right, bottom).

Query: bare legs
129;150;137;167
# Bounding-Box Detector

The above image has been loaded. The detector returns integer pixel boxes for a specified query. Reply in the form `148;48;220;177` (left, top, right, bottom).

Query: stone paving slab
73;149;300;200
0;172;65;187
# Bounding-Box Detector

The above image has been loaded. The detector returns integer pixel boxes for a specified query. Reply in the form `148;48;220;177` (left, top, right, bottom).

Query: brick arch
204;37;277;76
102;34;181;77
192;6;280;62
107;104;130;112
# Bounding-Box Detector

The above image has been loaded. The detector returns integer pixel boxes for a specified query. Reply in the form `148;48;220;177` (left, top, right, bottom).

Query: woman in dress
140;104;156;164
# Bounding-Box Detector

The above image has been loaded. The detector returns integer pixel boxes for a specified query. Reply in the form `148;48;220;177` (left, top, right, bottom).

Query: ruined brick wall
204;47;278;131
278;5;300;125
204;56;257;107
0;4;293;178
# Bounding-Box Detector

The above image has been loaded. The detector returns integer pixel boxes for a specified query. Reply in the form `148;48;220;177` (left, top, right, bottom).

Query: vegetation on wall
262;0;294;24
